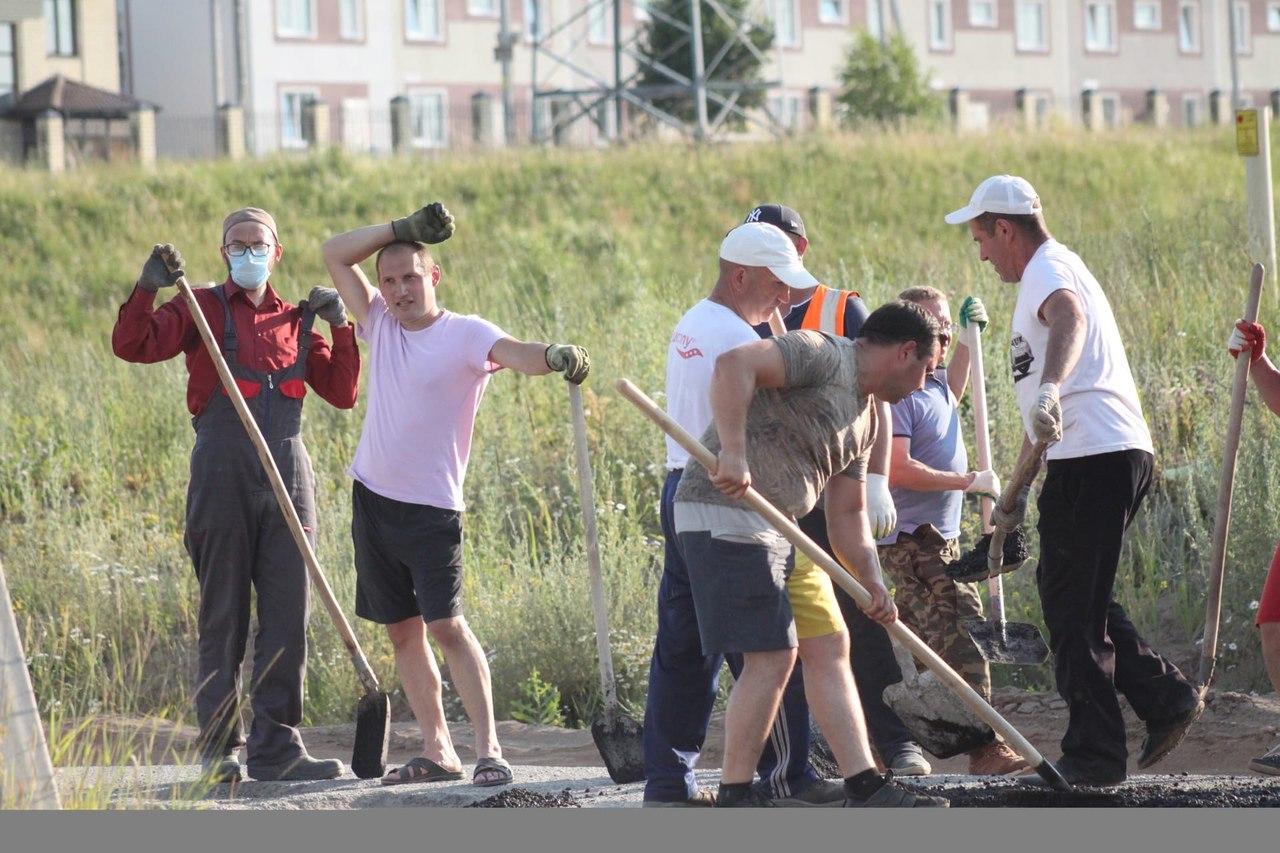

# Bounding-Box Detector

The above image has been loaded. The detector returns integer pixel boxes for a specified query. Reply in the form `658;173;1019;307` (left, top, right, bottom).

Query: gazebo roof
2;74;156;119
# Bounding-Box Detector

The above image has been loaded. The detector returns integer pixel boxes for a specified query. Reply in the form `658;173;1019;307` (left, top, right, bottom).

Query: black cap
744;203;805;239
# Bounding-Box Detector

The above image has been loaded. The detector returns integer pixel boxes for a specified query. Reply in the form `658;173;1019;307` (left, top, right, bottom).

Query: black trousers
799;509;918;758
1036;449;1196;773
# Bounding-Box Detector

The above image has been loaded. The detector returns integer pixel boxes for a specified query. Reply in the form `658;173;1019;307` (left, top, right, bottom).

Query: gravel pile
467;787;581;808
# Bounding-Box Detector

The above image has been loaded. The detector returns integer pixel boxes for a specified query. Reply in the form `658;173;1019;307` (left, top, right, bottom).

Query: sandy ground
54;688;1280;807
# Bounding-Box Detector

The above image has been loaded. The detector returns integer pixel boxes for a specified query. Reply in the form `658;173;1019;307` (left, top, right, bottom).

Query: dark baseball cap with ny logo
743;203;805;240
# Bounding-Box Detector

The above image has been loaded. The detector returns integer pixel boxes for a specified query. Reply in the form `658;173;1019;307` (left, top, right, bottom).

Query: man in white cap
673;227;950;806
644;221;843;807
945;176;1202;786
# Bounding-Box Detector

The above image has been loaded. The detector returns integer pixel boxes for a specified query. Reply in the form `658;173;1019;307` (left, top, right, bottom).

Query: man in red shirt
112;207;360;783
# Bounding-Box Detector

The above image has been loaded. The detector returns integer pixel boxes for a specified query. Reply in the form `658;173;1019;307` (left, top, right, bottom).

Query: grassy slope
1;129;1276;732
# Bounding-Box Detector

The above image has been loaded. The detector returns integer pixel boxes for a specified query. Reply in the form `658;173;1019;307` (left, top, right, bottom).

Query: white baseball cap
944;175;1042;225
719;222;818;289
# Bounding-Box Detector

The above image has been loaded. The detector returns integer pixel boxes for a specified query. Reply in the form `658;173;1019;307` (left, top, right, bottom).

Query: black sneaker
772;778;845;807
844;774;949;807
715;783;774;807
1249;744;1280;776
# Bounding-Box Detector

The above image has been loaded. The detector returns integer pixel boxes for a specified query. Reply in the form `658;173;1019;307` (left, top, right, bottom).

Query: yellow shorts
787;550;844;640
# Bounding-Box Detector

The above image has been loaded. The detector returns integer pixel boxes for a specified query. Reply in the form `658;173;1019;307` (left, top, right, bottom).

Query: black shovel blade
590;708;645;784
352;690;391;779
966;620;1049;666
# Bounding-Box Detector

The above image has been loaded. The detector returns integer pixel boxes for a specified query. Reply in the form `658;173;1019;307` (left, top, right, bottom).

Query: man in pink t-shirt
323;203;590;788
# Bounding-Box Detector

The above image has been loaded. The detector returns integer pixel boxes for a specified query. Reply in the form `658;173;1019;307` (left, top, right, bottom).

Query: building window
1183;95;1200;127
770;93;804;130
409;91;447;147
1015;0;1047;51
1269;2;1280;31
819;0;846;25
867;0;884;38
928;0;952;50
276;0;316;37
340;0;364;38
1;24;15;98
588;0;610;43
1133;1;1160;30
524;0;542;40
1084;1;1116;51
44;0;76;57
468;0;497;16
280;90;315;148
969;0;996;27
772;0;799;47
1233;1;1251;54
1178;1;1200;52
406;0;443;40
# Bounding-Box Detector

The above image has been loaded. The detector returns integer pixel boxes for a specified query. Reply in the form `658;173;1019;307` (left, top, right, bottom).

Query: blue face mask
229;251;271;289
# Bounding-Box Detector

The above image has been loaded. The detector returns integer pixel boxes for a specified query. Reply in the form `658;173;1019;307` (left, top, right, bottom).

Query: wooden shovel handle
568;383;619;712
1198;262;1266;689
176;278;380;696
616;378;1064;786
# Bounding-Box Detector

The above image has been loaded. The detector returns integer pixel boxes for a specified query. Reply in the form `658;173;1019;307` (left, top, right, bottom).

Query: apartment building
0;0;144;165
119;0;649;157
115;1;1280;159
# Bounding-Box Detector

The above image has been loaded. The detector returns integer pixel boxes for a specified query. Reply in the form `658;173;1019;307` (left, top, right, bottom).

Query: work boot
642;789;717;807
884;747;932;777
714;782;774;807
967;740;1030;775
772;778;845;807
1137;694;1205;769
249;753;345;781
1248;743;1280;776
201;752;241;785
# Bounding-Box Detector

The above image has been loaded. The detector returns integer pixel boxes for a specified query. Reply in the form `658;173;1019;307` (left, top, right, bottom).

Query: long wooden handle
966;322;1006;621
568;384;618;712
616;378;1058;779
1198;262;1266;688
988;438;1049;578
177;278;380;697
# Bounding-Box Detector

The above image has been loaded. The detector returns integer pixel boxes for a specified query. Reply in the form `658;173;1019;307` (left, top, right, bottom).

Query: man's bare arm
488;338;553;376
321;224;391;327
705;340;785;498
1038;288;1086;386
825;474;897;624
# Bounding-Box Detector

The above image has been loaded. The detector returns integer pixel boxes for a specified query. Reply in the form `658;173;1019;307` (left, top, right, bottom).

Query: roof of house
1;74;156;119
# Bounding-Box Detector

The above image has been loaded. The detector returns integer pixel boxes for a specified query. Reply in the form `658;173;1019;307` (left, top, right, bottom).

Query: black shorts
351;479;464;625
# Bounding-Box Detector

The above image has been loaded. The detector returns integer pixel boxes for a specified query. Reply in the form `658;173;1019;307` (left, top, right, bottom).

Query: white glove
1032;382;1062;442
865;473;897;540
964;469;1002;500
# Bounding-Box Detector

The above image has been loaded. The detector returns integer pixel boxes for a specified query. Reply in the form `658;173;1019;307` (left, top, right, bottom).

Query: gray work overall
183;288;317;769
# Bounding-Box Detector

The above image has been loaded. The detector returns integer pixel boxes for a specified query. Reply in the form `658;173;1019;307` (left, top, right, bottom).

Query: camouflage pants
879;526;991;701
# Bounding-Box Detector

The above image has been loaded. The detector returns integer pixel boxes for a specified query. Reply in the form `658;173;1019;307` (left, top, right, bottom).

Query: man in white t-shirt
645;223;844;807
945;176;1201;787
322;203;589;788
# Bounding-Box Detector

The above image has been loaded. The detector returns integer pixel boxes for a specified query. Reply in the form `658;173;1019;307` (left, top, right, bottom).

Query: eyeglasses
224;242;274;258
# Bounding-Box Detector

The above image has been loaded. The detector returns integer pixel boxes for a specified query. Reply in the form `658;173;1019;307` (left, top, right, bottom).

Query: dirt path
58;689;1280;807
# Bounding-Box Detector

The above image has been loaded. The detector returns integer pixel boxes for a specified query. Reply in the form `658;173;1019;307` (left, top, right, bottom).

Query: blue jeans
642;469;817;802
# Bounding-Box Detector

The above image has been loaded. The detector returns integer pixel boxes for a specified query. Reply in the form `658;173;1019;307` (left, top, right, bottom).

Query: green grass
2;126;1278;754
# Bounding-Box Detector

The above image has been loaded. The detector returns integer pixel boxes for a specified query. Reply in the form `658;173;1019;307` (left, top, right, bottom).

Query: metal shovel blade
966;619;1049;666
590;706;646;784
882;639;994;759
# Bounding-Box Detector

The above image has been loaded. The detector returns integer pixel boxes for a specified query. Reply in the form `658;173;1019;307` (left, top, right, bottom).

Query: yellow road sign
1237;109;1260;157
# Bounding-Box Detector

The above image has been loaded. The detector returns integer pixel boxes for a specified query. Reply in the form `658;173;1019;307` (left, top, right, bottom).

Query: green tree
635;0;774;129
836;32;943;126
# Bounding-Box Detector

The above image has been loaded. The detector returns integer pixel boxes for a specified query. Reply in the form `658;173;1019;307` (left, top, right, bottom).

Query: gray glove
392;202;455;244
545;344;590;385
991;485;1030;534
307;286;348;327
138;243;184;292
